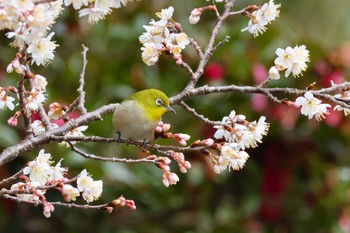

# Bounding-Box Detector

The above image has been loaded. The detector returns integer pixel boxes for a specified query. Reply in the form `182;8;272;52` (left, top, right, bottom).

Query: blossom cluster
241;0;281;37
269;45;310;79
0;0;62;66
156;156;180;187
0;72;88;142
151;151;191;187
139;6;190;66
295;91;331;121
10;149;103;217
212;110;269;173
64;0;133;24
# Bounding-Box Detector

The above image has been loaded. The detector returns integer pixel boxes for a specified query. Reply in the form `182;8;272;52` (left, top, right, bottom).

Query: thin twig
0;169;23;187
229;6;252;15
77;45;88;114
179;0;237;95
188;37;204;59
211;36;231;54
179;101;222;125
3;194;112;210
68;143;159;164
0;177;78;196
178;60;194;77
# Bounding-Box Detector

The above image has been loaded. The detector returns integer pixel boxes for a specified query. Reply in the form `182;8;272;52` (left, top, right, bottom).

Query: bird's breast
112;100;159;141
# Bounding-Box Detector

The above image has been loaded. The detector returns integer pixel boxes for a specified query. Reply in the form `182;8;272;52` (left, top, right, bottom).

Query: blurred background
1;0;350;232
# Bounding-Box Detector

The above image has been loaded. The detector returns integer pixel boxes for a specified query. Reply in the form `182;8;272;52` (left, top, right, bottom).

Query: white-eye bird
112;89;175;141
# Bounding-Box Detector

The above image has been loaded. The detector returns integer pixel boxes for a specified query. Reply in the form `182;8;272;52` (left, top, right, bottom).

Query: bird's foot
141;139;149;147
115;131;122;143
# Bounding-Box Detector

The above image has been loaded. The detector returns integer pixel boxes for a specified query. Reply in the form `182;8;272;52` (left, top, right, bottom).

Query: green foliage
1;0;350;232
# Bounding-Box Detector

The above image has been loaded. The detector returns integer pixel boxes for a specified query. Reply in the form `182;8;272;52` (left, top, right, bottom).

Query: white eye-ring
155;98;163;106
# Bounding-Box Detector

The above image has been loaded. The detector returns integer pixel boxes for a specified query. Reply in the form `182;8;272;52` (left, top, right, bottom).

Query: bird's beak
165;106;176;114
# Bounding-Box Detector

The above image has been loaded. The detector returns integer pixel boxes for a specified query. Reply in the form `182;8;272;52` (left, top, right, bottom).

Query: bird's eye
155;98;163;106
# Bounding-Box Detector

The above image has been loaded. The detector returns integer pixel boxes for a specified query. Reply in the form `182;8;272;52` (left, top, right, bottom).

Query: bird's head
128;89;176;121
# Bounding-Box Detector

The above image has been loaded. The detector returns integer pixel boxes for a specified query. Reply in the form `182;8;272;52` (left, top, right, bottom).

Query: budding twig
3;194;112;210
68;142;159;164
0;169;23;187
179;101;222;125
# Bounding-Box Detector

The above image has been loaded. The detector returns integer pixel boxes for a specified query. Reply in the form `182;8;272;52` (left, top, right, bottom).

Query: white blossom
77;169;93;192
242;0;280;37
268;66;280;80
213;144;250;173
77;169;103;203
33;74;48;92
25;89;46;112
295;91;331;121
51;159;67;181
27;32;58;66
156;6;174;26
31;120;46;136
48;102;66;120
139;6;189;66
79;7;106;24
82;180;103;203
64;0;89;10
274;45;310;78
0;90;15;111
214;110;269;150
23;149;54;186
62;184;80;202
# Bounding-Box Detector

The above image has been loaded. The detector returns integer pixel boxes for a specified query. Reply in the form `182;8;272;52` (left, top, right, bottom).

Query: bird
112;89;175;142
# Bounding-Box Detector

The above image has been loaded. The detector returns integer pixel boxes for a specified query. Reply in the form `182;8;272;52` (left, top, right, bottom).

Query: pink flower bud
162;175;170;187
179;166;188;173
162;123;171;132
6;63;13;73
43;203;54;218
7;116;17;127
155;126;163;133
184;161;191;169
12;59;20;69
126;200;136;210
189;8;202;24
201;138;214;146
168;172;179;185
117;196;127;206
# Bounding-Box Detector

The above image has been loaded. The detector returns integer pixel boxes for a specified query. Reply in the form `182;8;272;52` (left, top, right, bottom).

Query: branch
178;60;194;77
50;135;209;154
0;103;119;167
17;73;32;137
170;83;350;107
3;194;114;210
